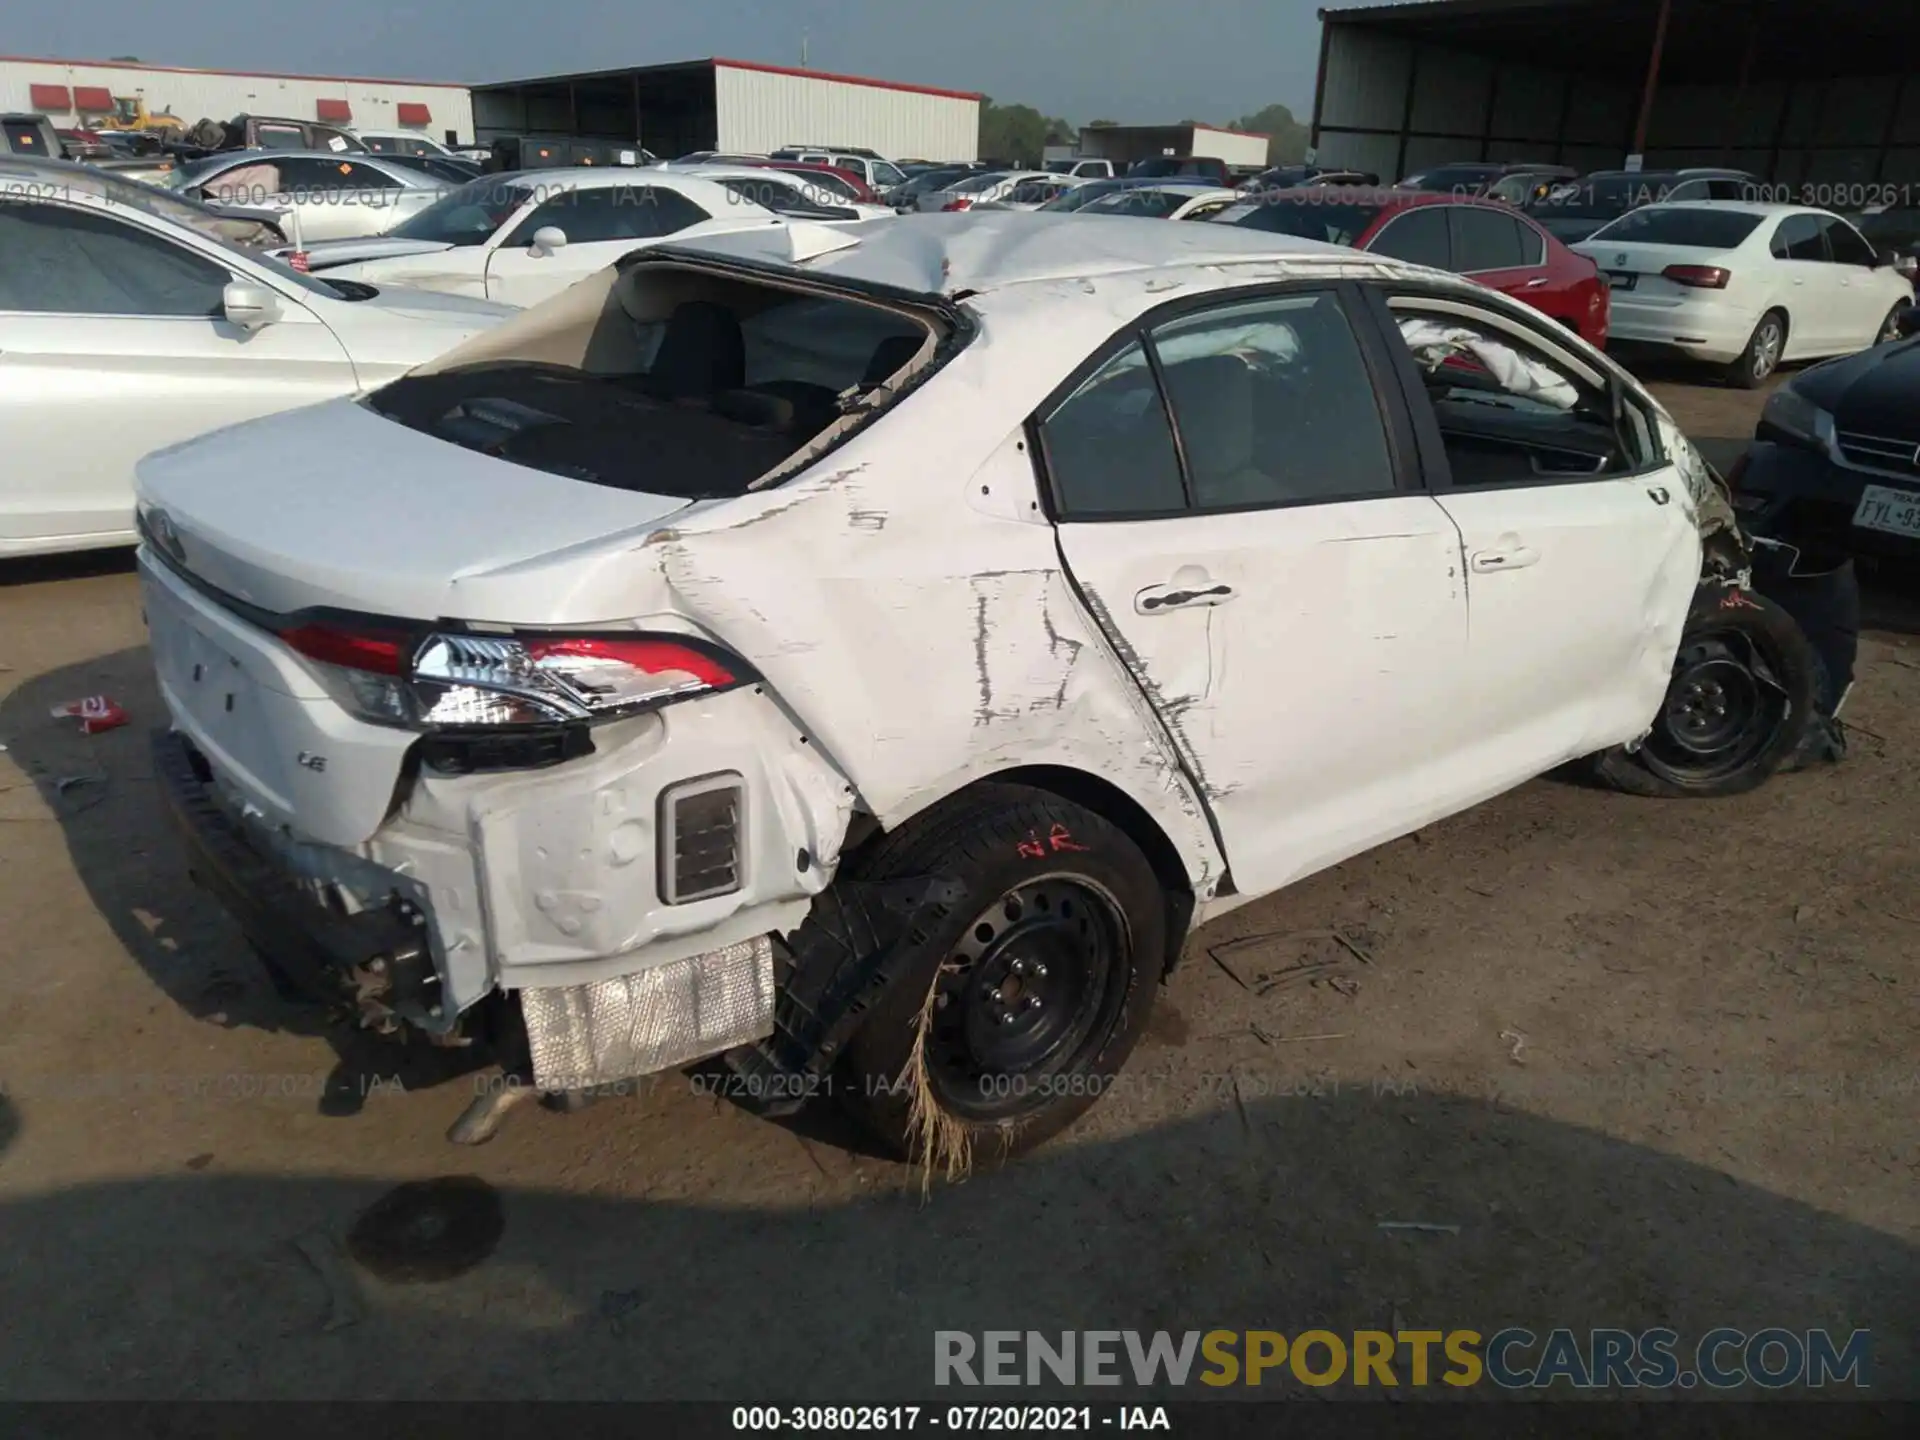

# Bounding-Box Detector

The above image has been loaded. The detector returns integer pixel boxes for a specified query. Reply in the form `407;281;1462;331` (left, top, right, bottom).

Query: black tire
1726;310;1787;389
834;784;1164;1164
1877;303;1910;347
1593;585;1818;798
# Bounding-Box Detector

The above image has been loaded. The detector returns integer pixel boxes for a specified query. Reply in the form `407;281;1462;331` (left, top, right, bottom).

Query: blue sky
11;0;1325;126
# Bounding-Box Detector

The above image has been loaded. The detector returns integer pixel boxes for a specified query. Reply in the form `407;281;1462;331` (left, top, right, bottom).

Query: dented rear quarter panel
630;278;1247;895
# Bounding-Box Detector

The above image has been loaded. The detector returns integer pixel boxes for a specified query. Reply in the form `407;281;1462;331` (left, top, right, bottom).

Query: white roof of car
1618;199;1827;218
662;210;1385;297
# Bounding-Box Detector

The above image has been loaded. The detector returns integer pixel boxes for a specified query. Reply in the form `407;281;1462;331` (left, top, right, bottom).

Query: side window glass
1771;214;1826;261
1041;342;1188;518
0;201;228;317
1667;179;1707;201
204;161;283;204
1515;218;1548;266
1391;308;1640;485
1152;291;1396;509
1822;218;1876;266
1366;207;1451;268
1451;206;1528;271
506;187;710;245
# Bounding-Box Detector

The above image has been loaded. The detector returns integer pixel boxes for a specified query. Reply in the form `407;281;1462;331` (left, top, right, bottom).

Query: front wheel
833;785;1165;1170
1593;585;1818;799
1877;303;1910;347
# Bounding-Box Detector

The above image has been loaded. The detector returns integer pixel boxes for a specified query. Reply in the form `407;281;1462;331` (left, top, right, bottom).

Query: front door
1374;291;1702;780
1044;284;1474;896
0;199;353;551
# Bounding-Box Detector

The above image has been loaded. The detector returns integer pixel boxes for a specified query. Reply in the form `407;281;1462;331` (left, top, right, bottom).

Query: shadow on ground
0;646;492;1115
0;1090;1914;1400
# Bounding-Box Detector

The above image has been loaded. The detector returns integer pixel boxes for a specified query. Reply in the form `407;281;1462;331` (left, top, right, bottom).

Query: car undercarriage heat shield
519;936;775;1091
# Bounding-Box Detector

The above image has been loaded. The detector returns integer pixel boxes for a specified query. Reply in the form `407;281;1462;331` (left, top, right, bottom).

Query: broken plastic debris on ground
49;696;129;735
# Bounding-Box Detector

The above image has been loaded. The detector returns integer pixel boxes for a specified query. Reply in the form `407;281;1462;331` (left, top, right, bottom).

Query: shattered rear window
366;286;933;499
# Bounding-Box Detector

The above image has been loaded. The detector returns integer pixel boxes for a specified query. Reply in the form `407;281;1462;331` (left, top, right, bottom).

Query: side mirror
221;281;281;331
529;225;568;256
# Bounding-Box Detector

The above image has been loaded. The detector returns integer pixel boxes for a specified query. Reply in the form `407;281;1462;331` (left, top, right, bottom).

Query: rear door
1043;283;1474;896
1449;204;1551;306
0;199;352;551
1768;212;1840;352
1818;213;1899;350
1374;289;1700;773
275;156;405;241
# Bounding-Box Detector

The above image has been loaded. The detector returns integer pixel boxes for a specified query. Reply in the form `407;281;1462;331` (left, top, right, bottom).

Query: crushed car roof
655;211;1381;297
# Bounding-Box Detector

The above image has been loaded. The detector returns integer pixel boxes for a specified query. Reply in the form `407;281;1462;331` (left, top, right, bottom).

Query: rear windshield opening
366;268;941;499
1590;207;1765;248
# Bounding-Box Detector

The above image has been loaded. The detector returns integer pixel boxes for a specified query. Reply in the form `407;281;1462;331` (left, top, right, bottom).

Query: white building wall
1190;126;1270;167
713;63;978;162
0;58;474;142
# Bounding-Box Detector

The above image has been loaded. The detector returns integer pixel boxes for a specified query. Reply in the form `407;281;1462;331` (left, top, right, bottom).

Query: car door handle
1135;579;1236;614
1470;546;1540;573
1524;276;1550;288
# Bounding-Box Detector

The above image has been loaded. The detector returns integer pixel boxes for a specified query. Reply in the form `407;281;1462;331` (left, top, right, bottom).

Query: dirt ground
0;377;1915;1402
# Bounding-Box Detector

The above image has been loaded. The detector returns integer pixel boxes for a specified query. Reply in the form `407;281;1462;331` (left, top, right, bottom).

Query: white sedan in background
0;158;514;558
915;170;1062;212
1573;201;1915;387
166;150;452;243
1077;184;1242;222
278;171;789;307
681;165;896;223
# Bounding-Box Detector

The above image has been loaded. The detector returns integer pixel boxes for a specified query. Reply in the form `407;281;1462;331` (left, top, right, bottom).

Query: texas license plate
1853;483;1920;539
1608;271;1637;290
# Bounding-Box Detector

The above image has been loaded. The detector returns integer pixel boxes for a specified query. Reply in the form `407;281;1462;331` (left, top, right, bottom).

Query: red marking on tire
1047;824;1090;853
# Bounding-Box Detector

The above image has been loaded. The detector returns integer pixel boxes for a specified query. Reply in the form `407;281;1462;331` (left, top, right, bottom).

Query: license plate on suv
1853;484;1920;539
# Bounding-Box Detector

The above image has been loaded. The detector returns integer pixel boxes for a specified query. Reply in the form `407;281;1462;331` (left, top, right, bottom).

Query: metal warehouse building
0;54;474;143
1309;0;1920;185
470;59;981;162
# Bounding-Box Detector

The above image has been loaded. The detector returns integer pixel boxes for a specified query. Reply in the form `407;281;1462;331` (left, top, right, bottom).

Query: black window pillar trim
1353;283;1456;495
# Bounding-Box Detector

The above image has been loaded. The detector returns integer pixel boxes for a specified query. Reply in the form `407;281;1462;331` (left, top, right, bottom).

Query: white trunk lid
136;398;697;623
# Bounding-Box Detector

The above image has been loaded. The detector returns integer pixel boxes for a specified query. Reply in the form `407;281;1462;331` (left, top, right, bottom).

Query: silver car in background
165;150;452;242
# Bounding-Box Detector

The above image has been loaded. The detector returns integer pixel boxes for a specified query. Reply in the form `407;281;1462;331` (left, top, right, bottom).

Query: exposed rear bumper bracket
150;729;436;1029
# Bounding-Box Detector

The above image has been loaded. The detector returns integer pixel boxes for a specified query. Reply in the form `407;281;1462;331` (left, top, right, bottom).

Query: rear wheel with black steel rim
1593;585;1818;798
835;785;1164;1164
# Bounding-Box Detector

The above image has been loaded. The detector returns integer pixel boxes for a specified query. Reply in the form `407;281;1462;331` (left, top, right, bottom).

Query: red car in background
1213;189;1610;346
743;160;878;205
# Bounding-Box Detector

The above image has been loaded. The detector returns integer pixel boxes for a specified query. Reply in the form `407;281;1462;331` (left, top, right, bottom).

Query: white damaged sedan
136;214;1817;1159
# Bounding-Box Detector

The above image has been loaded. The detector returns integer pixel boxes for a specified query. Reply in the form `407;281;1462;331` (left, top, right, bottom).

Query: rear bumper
1604;295;1753;362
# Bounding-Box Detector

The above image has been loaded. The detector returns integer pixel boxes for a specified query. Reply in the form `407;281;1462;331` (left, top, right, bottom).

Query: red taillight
279;623;406;675
1663;264;1730;290
526;637;736;690
942;197;973;211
